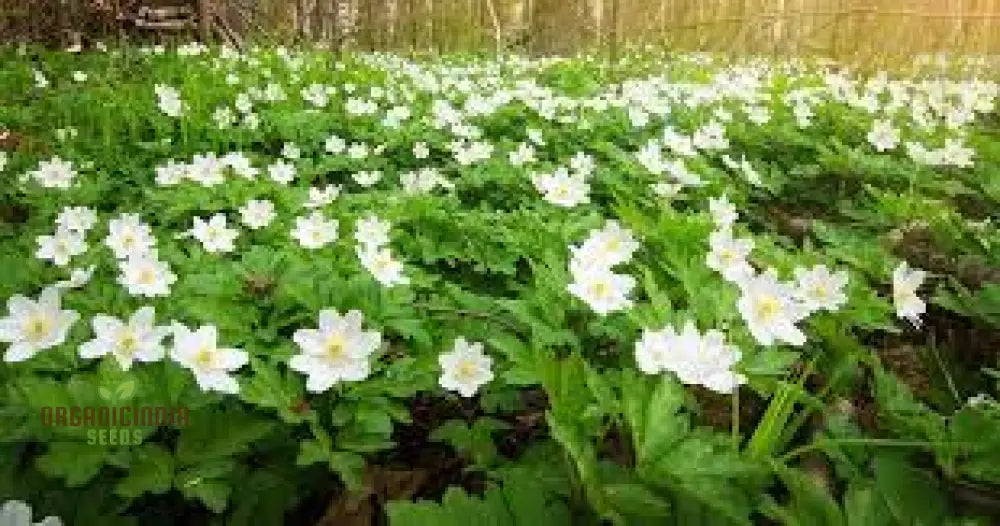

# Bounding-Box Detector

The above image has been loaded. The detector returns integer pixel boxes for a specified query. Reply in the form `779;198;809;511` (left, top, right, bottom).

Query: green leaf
36;442;109;487
175;410;276;466
115;444;174;499
240;358;310;423
872;453;947;525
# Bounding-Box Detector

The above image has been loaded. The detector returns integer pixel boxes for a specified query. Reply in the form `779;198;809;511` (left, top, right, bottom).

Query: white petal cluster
291;309;382;392
304;184;341;208
438;337;493;397
532;166;590;208
400;167;453;195
106;214;176;297
355;214;408;287
736;269;810;347
80;306;168;370
239;199;276;230
190;214;239;254
35;228;87;267
170;323;247;394
291;211;338;249
892;261;927;327
154;84;183;117
0;287;79;363
635;321;745;394
28;156;77;189
566;220;638;315
0;500;62;526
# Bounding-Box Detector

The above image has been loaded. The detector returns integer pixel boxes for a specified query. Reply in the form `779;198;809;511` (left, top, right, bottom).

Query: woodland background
2;0;1000;61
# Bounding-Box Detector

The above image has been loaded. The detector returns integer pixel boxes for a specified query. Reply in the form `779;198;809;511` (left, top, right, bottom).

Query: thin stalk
780;437;961;463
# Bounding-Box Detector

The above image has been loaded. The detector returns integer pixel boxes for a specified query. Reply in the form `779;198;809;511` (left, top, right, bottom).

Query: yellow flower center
138;268;156;285
24;316;51;342
755;295;780;322
118;330;138;355
589;281;611;299
324;334;347;362
455;360;479;381
195;347;215;368
811;285;828;300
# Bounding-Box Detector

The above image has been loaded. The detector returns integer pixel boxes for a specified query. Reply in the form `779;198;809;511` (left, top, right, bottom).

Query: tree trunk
198;0;211;42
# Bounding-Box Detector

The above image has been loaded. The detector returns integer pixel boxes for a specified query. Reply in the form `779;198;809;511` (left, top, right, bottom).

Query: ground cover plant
0;43;999;525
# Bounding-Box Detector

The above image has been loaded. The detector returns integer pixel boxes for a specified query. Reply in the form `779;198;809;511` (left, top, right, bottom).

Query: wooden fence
3;0;1000;60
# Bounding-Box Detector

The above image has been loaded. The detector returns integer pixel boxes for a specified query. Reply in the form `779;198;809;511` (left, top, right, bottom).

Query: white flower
413;141;430;159
532;167;590;207
117;255;176;297
736;269;808;346
941;138;975;168
0;287;79;363
527;128;545;145
301;83;330;107
651;182;682;198
291;211;338;249
438;338;493;397
737;156;762;186
36;228;87;267
33;69;49;88
400;167;452;194
663;158;703;186
105;214;156;259
569;221;639;268
186;153;225;186
53;265;95;290
347;142;369;159
242;113;260;130
706;230;755;283
190;214;239;254
154;84;183;117
867;119;900;152
79;307;168;370
212;106;235;129
793;265;848;313
0;500;62;526
305;185;341;208
567;265;635;315
235;93;253;114
222;151;258;179
662;127;697;157
290;309;382;392
892;261;926;327
635;321;745;394
569;152;595;177
55;206;97;233
268;160;296;184
354;215;391;248
709;194;738;230
352;170;381;187
239;199;276;229
155;159;187;186
281;142;301;160
30;156;77;188
71;71;87;83
357;246;409;287
0;151;7;172
508;142;535;166
170;324;247;394
746;105;771;125
325;135;346;154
